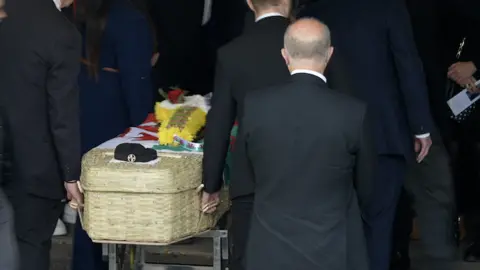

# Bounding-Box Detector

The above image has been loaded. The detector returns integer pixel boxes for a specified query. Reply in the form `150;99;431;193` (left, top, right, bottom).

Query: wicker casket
80;148;229;244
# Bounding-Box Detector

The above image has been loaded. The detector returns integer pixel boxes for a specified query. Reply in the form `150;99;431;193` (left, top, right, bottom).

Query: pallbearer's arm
203;57;236;193
353;108;376;213
387;0;433;136
46;32;82;182
237;96;255;186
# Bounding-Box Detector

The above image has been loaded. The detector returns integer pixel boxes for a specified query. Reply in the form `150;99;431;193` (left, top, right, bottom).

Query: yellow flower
158;106;206;146
154;102;173;122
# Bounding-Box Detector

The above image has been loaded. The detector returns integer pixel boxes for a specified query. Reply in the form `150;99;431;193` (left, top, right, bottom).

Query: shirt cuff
415;133;430;139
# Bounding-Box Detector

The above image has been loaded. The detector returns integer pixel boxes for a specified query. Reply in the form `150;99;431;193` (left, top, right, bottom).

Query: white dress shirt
291;70;429;138
202;0;212;25
255;12;284;22
53;0;62;10
291;69;327;83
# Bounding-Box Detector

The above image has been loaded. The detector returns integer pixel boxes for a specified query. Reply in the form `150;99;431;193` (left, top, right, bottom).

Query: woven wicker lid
80;149;203;194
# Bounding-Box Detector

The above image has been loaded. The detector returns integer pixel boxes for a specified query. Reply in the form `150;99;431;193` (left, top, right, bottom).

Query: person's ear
60;0;74;8
0;0;6;19
325;46;334;65
281;48;290;66
246;0;255;12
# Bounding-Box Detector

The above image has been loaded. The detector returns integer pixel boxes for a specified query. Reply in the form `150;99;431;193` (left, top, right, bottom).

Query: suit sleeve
354;108;376;212
113;11;154;126
237;96;255;188
202;57;236;193
387;0;434;135
46;34;82;182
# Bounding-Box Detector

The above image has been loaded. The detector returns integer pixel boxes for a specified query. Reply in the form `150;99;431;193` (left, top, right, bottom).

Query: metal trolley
103;230;229;270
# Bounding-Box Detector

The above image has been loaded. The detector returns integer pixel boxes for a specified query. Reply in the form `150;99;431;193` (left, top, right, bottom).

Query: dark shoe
390;251;411;270
464;242;480;262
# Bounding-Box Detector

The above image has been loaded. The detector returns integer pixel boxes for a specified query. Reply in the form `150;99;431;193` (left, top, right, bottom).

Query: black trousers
3;186;63;270
392;188;413;256
393;142;457;269
229;194;254;270
452;141;480;243
364;155;406;270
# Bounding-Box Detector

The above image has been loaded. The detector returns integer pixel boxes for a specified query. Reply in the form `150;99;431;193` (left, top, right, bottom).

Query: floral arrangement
158;106;206;146
154;87;209;146
155;87;189;122
159;87;189;104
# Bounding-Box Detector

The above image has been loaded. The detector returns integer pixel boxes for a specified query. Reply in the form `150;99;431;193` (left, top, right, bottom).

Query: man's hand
201;191;220;214
448;61;477;84
414;136;432;163
457;76;478;91
65;182;84;209
151;53;159;67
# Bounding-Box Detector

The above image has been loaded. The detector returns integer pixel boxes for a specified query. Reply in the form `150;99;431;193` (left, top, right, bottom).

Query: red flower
168;89;184;104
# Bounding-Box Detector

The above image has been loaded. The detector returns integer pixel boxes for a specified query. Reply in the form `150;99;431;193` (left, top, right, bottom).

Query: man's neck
289;64;326;74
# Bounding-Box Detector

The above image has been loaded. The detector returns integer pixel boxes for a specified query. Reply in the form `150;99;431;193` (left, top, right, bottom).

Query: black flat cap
114;143;157;163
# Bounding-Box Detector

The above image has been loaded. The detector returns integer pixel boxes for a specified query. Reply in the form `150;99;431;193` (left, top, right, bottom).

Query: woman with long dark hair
72;0;155;269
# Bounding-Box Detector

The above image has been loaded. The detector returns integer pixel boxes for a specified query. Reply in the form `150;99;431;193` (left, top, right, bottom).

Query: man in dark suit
201;0;292;269
390;1;457;269
242;18;375;270
0;0;83;269
300;1;435;269
149;0;213;96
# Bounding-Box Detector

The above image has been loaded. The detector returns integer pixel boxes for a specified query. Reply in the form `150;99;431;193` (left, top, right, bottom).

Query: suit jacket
0;0;81;199
203;16;291;199
242;73;375;270
300;0;434;157
405;0;451;141
208;0;249;48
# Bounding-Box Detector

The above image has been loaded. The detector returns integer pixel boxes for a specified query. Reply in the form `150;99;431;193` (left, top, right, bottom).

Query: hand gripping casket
80;148;228;244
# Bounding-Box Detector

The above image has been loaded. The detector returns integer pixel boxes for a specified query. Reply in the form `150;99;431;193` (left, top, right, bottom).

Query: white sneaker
53;219;67;236
63;204;77;224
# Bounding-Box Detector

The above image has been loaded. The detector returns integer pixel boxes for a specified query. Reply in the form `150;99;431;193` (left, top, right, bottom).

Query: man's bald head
283;18;332;65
